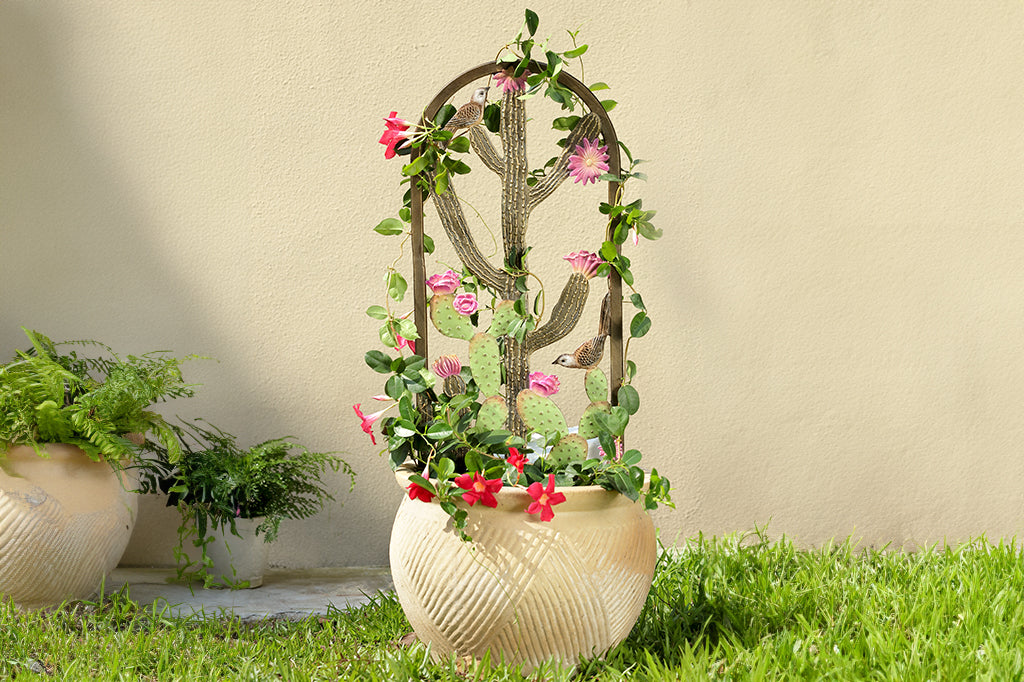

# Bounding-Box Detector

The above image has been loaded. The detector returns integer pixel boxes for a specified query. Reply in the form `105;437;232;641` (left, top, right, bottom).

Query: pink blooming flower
528;371;560;397
507;447;527;474
352;403;385;445
452;293;478;316
394;335;416;353
526;474;567;522
494;68;530;93
563;250;604;279
454;472;503;508
567;138;610;185
407;481;436;503
371;394;391;401
379;111;417;159
426;270;461;295
432;354;462;379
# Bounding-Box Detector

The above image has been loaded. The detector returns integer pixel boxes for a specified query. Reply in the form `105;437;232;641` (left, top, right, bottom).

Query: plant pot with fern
0;328;197;608
136;420;354;588
353;11;672;672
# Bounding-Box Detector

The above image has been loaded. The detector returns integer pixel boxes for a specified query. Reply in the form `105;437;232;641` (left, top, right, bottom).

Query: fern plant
136;419;354;583
0;327;197;464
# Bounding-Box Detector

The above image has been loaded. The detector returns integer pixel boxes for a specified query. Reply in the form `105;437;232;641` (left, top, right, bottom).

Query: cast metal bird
552;292;611;369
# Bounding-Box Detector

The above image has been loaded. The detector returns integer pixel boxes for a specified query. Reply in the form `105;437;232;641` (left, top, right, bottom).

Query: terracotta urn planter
389;469;657;672
0;444;138;609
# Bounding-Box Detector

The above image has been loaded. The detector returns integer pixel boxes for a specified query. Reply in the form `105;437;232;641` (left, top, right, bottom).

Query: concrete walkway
106;567;393;621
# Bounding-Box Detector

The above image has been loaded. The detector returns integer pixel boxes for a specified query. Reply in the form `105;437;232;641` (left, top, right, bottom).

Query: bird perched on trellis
552;292;611;369
443;87;489;139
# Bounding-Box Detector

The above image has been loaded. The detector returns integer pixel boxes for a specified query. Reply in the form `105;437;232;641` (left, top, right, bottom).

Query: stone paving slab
105;567;393;621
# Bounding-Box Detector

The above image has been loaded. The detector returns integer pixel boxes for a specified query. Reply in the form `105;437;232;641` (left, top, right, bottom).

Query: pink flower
353;403;385;445
563;250;604;279
394;335;416;353
426;270;461;295
597;438;624;461
507;447;526;474
432;354;462;379
629;227;640;246
528;371;560;397
379;112;416;159
567;138;610;185
526;474;567;522
494;68;530;93
407;481;436;503
454;472;503;508
453;293;478;316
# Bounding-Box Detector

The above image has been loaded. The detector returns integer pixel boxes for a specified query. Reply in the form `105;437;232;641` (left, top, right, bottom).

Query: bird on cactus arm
552;292;611;370
443;87;489;140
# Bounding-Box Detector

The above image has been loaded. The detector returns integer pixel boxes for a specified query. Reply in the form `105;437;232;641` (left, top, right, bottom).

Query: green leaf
397;318;419;341
630;312;651;338
621;449;642;467
601;99;618;112
435;457;455;480
399;207;411;223
552;115;581;131
426;423;454;440
365;305;388;320
448;136;470;153
373;218;404;236
401;156;429;176
483;103;501;133
600;241;618;262
629;293;645;310
589;81;610;91
450;160;472;175
434;170;449;194
393;421;417;438
564;44;588;58
618;384;640;415
398;394;415;422
422;234;435;254
378;323;397;348
385;375;405;400
408;473;435;493
387;272;408;302
433;104;456;128
364;350;392;374
525;8;539;36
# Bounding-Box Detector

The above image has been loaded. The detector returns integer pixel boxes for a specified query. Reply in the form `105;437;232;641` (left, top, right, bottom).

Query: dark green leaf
433;104;456;128
422;234;435;253
626;360;637;381
552;116;581;131
385;375;405;400
525;8;539;36
630;312;651;338
630;293;645;310
448;136;470;153
483;103;501;133
618;384;640;415
364;350;392;373
426;423;454;440
398;394;416;422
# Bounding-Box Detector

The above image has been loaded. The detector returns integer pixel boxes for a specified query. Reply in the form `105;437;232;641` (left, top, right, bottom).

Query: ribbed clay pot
389;469;656;672
0;444;138;609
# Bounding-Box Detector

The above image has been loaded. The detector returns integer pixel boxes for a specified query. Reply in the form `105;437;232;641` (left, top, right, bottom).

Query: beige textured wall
2;1;1023;567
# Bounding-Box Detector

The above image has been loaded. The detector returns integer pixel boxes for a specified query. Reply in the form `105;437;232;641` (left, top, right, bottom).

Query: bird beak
551;359;558;365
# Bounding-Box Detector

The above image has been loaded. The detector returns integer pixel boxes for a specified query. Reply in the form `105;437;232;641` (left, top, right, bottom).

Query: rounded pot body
0;444;138;608
202;517;270;588
389;470;656;672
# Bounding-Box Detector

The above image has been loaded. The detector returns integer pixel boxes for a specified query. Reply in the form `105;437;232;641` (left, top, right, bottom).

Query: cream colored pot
0;444;138;609
389;469;656;672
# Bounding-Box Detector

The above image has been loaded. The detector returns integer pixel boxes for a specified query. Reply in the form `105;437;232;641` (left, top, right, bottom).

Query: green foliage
0;328;196;464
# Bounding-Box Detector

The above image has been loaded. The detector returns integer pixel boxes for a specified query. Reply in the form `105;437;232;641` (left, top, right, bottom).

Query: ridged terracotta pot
0;444;138;609
389;469;657;672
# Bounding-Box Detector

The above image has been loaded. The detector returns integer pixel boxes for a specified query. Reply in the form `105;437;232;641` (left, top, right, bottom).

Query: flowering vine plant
356;10;671;541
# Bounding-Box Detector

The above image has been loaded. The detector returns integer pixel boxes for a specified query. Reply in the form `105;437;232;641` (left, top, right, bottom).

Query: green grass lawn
4;531;1024;680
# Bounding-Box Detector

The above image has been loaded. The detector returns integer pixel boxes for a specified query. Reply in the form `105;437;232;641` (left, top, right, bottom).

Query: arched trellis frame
409;61;626;435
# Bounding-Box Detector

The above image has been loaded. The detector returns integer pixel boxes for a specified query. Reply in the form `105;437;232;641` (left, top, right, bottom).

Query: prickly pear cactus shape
430;294;475;341
487;300;518;337
516;388;568;438
468;333;502;397
546;434;589;468
584;367;608;403
578;401;612;440
473;395;508;432
419;75;612;438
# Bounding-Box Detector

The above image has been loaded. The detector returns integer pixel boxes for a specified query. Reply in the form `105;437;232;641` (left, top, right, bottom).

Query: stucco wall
2;1;1023;568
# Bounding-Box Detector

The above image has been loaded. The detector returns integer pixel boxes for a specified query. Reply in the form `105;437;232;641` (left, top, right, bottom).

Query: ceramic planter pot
0;443;138;609
389;469;657;672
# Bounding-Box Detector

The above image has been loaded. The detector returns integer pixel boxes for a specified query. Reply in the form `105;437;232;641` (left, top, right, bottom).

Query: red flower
379;111;416;159
507;447;527;473
394;335;416;354
526;474;567;522
352;403;385;445
407;481;435;503
454;472;503;508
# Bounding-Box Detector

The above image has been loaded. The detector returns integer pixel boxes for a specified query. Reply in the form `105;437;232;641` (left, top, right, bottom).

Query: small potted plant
137;420;354;588
354;10;672;672
0;327;197;608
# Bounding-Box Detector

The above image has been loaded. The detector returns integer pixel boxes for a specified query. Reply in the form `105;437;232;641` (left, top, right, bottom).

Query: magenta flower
407;481;436;503
528;371;560;397
394;335;416;354
454;472;503;508
563;250;604;279
426;270;461;295
507;447;527;474
453;293;478;316
432;354;462;379
379;111;416;159
526;474;567;522
494;68;530;93
352;403;385;445
567;138;610;185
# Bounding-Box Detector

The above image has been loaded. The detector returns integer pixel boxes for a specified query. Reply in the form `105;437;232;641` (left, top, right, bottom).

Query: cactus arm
501;91;529;268
525;271;590;355
469;126;503;176
526;113;603;213
425;170;509;292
